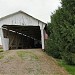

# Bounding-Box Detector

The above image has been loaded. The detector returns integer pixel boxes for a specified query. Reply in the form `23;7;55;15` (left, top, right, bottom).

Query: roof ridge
0;10;47;24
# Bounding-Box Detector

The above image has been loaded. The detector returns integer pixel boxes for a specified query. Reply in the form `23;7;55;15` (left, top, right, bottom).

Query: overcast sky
0;0;61;23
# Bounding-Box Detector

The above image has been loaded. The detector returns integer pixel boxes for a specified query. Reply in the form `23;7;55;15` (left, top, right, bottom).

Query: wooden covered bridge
0;11;48;51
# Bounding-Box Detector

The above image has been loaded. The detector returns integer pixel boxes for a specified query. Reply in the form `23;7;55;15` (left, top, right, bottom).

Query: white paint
0;28;4;49
0;11;46;50
0;12;46;27
0;28;9;50
0;28;2;45
0;37;2;45
2;38;9;51
41;29;44;49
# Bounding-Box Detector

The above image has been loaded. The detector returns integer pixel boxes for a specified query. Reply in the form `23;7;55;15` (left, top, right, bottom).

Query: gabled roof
0;10;46;24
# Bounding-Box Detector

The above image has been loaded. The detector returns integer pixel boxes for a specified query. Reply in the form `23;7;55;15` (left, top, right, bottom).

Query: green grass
0;49;4;59
0;54;4;59
57;59;75;75
0;49;3;52
17;51;39;61
0;52;4;59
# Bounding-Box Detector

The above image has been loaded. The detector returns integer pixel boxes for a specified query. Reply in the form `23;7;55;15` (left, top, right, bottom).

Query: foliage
45;0;75;65
57;59;75;75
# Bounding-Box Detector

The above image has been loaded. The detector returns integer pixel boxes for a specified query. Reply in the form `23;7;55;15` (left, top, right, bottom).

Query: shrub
45;0;75;65
62;51;75;65
45;39;61;59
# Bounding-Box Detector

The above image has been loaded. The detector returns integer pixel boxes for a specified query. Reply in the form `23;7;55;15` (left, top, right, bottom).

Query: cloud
0;0;61;22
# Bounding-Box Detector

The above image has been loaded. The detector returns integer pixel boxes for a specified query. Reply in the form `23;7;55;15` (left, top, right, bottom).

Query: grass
0;54;4;59
0;52;4;59
0;48;4;59
57;59;75;75
0;49;3;52
17;51;39;61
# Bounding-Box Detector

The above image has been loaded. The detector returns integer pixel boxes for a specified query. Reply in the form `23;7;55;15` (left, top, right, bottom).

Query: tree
46;0;75;65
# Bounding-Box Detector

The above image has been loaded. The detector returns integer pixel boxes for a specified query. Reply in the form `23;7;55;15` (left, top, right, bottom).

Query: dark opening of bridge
2;25;42;50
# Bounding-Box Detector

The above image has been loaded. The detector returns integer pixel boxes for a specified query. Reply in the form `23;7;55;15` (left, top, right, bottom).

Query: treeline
45;0;75;65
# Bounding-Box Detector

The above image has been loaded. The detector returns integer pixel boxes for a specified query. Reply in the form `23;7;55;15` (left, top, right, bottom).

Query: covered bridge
0;11;48;51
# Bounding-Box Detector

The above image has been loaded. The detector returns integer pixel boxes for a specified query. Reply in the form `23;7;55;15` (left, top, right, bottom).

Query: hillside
0;49;69;75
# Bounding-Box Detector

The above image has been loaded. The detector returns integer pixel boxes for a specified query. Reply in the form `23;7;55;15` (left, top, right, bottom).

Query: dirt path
0;49;69;75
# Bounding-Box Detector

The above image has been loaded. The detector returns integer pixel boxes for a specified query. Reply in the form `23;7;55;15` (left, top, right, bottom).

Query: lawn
57;59;75;75
0;48;3;52
0;49;4;59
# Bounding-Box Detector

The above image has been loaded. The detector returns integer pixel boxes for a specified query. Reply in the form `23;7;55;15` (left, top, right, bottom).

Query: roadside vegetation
0;49;3;52
0;45;3;52
0;53;4;59
0;49;4;59
45;0;75;75
57;59;75;75
0;47;4;59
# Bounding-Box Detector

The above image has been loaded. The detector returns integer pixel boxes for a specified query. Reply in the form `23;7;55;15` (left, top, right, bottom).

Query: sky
0;0;61;45
0;0;61;23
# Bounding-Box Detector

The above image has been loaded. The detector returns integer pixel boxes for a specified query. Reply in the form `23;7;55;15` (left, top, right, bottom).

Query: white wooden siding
0;13;45;27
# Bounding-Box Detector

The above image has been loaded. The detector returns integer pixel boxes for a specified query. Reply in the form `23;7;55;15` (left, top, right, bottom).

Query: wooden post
41;29;44;50
0;27;9;51
0;27;4;49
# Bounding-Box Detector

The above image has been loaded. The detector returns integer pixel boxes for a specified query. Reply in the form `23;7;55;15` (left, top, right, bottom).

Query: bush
45;39;61;59
62;51;75;65
45;0;75;65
